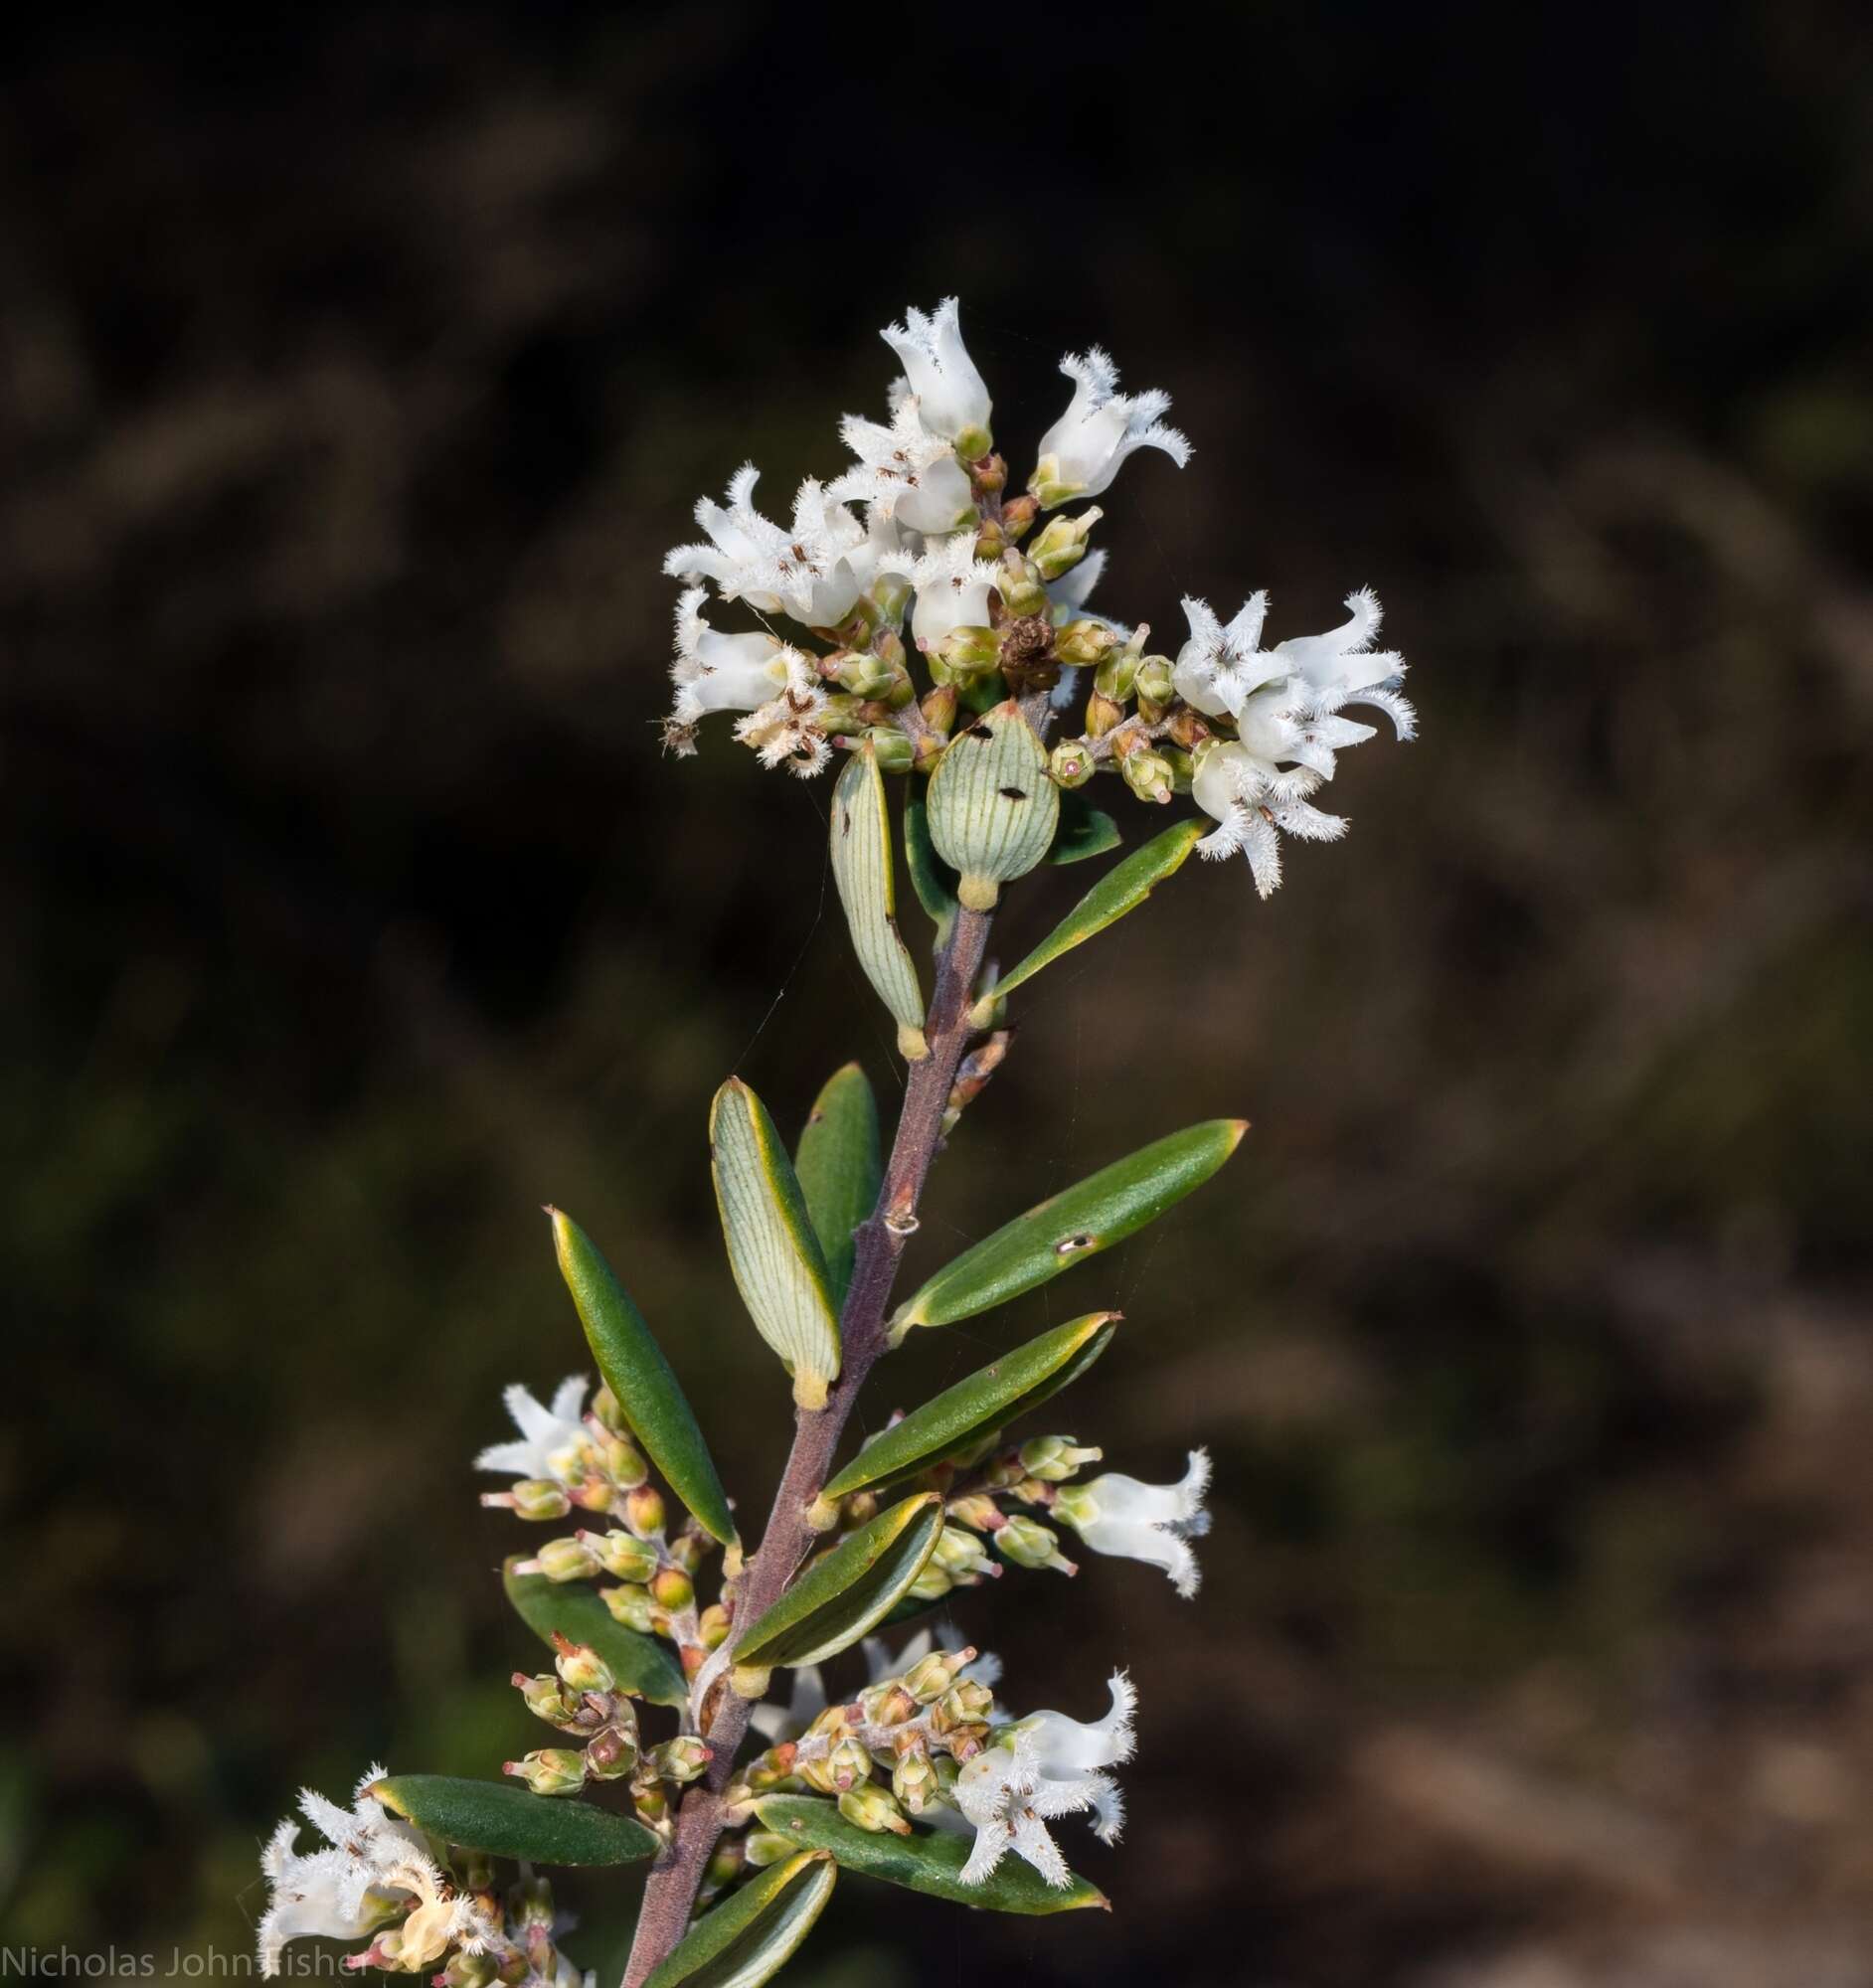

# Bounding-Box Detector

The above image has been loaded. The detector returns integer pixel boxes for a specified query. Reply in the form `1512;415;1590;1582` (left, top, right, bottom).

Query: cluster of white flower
663;296;1413;898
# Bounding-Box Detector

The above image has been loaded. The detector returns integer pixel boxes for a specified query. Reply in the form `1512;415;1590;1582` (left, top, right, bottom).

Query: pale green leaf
830;745;928;1059
927;701;1059;911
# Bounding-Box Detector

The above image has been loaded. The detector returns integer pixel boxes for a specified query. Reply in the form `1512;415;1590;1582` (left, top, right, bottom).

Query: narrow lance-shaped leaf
549;1209;737;1545
891;1118;1248;1338
1049;791;1122;866
711;1077;842;1411
793;1063;881;1310
734;1494;943;1670
753;1795;1106;1915
642;1851;836;1988
903;790;958;944
830;744;929;1061
503;1557;688;1709
371;1776;659;1866
823;1313;1119;1499
927;700;1060;911
972;817;1205;1026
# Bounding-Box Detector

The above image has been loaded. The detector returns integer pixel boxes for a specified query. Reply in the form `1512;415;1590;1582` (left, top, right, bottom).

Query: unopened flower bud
633;1784;668;1828
934;625;1001;676
823;1734;874;1793
528;1537;599;1583
508;1875;556;1931
871;573;913;625
817;692;866;736
746;1742;798;1791
1166;704;1210;749
513;1672;584;1729
1160;745;1195;790
945;1493;1005;1533
649;1737;712;1785
1094;650;1138;703
705;1839;747;1891
503;1748;588;1797
698;1603;732;1650
590;1386;629;1438
996;555;1049;618
572;1475;614;1514
597;1435;647;1489
743;1830;796;1869
1050;739;1095;789
955;423;994;464
731;1663;772;1702
902;1648;976;1704
1134;654;1175;707
892;1741;938;1814
1055;619;1120;668
581;1530;657;1582
865;727;915;775
1029;507;1103;581
1120;749;1174;804
995;1515;1079;1576
650;1566;694;1612
553;1634;615;1696
1019;1435;1104;1482
1085;689;1126;739
482;1478;571;1522
583;1725;638;1780
833;650;897;699
966;448;1005;494
623;1485;665;1539
439;1951;497;1988
839;1783;912;1836
933;1523;1000;1580
858;1681;918;1729
908;1563;955;1602
601;1582;656;1633
1000;493;1039;542
920;683;958;738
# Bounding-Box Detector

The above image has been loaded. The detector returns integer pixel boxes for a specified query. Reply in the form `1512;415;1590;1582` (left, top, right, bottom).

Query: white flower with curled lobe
662;464;791;613
829;401;977;536
474;1376;592;1486
665;587;818;739
256;1766;429;1975
953;1672;1136;1888
882;297;992;454
1031;347;1190;509
1055;1450;1212;1598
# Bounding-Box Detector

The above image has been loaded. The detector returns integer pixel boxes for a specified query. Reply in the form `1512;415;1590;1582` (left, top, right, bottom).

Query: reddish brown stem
620;905;992;1987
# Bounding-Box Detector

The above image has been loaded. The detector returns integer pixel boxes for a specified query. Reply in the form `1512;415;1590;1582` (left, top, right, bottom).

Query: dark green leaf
794;1064;881;1310
891;1118;1247;1335
503;1558;688;1709
372;1775;658;1866
642;1851;836;1988
903;791;958;944
550;1210;737;1545
753;1796;1106;1915
1049;793;1122;865
981;819;1205;1020
735;1495;943;1669
823;1313;1119;1499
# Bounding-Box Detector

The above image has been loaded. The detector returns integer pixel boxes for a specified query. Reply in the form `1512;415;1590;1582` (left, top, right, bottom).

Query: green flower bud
583;1529;657;1582
955;423;994;463
730;1663;772;1702
553;1634;615;1696
487;1479;571;1523
623;1485;665;1539
1134;654;1175;707
838;1783;913;1836
817;692;866;736
870;574;913;626
996;555;1049;618
908;1562;955;1602
705;1838;747;1891
935;625;1002;676
1085;689;1125;739
866;727;915;775
743;1829;797;1869
1055;618;1120;668
967;448;1005;494
857;1681;919;1729
1029;507;1103;581
933;1523;1000;1580
921;683;958;738
1050;738;1095;789
503;1748;589;1797
600;1583;657;1634
1000;494;1039;543
1093;650;1138;703
1160;745;1195;791
1120;748;1174;804
590;1385;629;1439
513;1672;584;1729
824;1734;875;1793
834;651;898;699
530;1537;599;1583
649;1737;712;1785
1019;1435;1104;1482
891;1740;938;1814
650;1566;694;1612
698;1602;732;1651
901;1648;976;1704
995;1515;1080;1576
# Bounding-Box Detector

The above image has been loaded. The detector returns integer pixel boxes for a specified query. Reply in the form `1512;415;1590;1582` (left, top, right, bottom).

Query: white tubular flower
1031;348;1190;508
829;402;977;536
662;465;791;613
954;1673;1137;1889
882;297;991;450
474;1377;591;1486
1175;590;1414;743
1172;593;1280;718
909;530;1002;648
368;1851;497;1972
667;588;817;738
1055;1450;1212;1599
1191;738;1346;899
255;1767;427;1975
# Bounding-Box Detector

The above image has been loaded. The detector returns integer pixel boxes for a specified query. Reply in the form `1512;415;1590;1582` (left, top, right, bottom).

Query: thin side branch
620;905;992;1987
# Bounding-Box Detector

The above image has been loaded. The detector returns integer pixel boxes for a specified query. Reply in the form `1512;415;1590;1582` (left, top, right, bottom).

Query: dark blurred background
5;5;1872;1984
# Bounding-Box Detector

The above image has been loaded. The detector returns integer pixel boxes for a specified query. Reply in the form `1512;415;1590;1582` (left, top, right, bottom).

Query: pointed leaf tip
549;1208;737;1544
